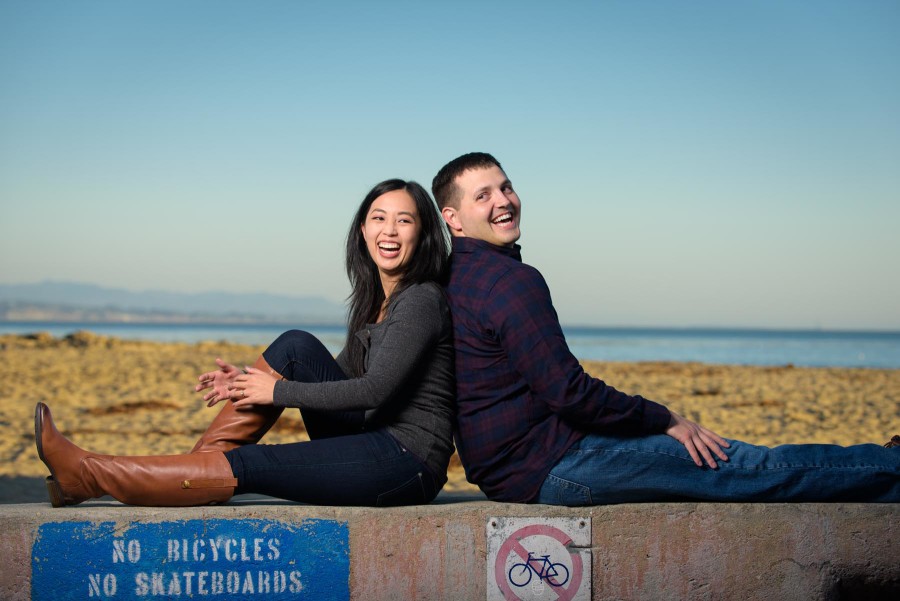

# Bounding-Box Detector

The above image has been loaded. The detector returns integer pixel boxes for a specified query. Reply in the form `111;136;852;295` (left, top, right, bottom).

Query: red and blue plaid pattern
445;237;671;502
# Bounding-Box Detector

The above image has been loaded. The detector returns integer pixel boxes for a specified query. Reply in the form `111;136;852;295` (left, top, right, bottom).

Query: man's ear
442;206;462;233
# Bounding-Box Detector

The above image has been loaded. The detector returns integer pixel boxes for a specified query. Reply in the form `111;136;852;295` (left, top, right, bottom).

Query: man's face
442;165;521;247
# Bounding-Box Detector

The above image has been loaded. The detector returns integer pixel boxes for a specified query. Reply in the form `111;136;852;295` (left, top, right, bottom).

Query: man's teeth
492;213;513;224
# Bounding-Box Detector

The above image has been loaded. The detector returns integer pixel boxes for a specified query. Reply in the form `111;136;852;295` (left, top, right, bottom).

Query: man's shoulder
448;252;547;305
451;244;542;281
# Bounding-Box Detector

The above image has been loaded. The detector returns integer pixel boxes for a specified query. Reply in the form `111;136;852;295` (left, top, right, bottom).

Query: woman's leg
226;430;438;506
191;354;286;453
261;329;365;439
36;403;236;507
538;433;900;505
192;329;357;452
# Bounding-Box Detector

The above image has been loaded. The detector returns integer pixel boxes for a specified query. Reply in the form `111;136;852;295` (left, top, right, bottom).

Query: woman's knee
264;330;344;383
269;329;319;352
266;330;326;362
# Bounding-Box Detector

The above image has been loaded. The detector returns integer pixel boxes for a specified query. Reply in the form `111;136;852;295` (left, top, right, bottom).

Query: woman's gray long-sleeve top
271;282;455;487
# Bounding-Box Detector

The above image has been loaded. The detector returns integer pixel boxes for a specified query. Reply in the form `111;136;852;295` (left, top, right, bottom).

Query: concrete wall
1;499;898;600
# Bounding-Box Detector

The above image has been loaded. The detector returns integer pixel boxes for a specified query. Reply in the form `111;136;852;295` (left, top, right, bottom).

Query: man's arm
493;265;728;466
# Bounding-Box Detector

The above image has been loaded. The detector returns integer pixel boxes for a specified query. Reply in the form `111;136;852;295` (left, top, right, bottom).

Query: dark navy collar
451;237;522;262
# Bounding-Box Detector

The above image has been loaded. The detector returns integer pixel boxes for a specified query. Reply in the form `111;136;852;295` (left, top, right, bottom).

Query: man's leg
537;433;900;505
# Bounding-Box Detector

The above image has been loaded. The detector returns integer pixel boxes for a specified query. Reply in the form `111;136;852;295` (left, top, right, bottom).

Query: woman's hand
665;411;730;468
195;358;242;407
230;367;278;409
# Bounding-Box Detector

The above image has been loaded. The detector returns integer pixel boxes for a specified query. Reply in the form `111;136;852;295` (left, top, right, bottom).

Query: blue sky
2;0;898;329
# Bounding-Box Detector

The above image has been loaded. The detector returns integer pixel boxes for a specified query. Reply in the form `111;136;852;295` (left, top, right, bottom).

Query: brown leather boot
190;355;285;453
35;402;237;507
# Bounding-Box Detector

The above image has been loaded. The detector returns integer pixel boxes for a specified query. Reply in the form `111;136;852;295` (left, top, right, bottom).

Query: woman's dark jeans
225;330;438;506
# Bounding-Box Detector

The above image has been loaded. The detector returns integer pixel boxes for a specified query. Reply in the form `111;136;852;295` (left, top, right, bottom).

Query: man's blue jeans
537;433;900;505
225;330;439;506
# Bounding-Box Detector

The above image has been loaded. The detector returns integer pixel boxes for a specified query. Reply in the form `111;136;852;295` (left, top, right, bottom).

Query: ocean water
2;322;899;369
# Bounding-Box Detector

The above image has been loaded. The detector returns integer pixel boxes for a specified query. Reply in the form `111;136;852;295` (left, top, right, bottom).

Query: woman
35;179;455;507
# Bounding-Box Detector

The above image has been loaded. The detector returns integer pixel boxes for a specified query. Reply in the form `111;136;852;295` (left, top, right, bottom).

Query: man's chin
497;227;521;246
457;226;520;246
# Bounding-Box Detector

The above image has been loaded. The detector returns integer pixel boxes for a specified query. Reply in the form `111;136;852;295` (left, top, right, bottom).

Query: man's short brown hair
431;152;504;210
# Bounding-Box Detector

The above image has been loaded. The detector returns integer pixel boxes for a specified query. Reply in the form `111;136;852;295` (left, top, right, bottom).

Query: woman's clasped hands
195;358;277;408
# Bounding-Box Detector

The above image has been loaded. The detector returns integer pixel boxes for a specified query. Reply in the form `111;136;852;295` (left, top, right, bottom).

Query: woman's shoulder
391;282;449;316
400;280;444;298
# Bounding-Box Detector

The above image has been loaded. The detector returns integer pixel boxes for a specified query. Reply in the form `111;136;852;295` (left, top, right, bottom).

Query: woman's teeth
378;242;400;252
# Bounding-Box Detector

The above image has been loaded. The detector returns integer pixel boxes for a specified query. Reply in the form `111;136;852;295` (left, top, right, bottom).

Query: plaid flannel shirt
445;237;671;502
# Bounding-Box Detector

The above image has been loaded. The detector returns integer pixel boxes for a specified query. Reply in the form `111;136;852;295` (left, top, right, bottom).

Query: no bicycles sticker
487;517;591;601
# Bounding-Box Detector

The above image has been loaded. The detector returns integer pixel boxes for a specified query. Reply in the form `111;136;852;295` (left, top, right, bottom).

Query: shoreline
4;332;898;504
3;325;900;369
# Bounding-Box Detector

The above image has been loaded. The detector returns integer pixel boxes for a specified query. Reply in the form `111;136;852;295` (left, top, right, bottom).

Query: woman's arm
233;284;445;411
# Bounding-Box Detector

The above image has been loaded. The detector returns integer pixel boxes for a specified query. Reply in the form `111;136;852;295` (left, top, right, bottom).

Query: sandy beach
3;331;898;504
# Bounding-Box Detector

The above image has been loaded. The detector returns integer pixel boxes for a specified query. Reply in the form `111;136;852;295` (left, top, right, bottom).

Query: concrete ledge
2;499;898;600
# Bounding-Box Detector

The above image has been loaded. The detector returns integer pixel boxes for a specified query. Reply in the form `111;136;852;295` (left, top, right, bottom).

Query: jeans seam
284;357;316;381
376;471;426;507
571;447;697;465
575;448;893;471
236;439;410;477
545;473;593;505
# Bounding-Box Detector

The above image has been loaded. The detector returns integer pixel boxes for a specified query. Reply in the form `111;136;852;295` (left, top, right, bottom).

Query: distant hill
0;281;346;324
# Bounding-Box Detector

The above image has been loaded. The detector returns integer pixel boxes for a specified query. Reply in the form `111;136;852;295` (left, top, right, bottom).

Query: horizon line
2;319;899;336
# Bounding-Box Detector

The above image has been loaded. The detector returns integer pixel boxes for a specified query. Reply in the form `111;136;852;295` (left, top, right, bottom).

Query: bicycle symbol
508;551;570;588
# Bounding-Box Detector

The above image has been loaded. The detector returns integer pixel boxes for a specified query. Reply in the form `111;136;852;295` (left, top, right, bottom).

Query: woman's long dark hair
343;179;448;377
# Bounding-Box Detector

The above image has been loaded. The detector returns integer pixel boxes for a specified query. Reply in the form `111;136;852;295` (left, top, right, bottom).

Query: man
432;152;899;505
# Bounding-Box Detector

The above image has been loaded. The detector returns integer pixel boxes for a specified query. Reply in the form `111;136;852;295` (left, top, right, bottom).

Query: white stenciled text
84;537;297;597
166;537;281;563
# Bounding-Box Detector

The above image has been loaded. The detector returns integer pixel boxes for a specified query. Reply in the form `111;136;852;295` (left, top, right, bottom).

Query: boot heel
45;476;65;508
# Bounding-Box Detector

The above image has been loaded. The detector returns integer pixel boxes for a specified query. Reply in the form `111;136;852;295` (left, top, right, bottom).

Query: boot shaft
36;402;237;507
191;355;285;453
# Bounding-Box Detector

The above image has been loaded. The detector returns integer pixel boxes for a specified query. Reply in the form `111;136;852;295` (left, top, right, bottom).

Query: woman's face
361;188;421;282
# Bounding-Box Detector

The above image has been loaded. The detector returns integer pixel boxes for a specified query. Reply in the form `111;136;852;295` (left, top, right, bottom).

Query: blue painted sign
32;519;349;600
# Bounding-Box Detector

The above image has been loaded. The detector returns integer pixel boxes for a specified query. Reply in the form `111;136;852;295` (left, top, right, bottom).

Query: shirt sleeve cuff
641;398;672;433
272;380;289;408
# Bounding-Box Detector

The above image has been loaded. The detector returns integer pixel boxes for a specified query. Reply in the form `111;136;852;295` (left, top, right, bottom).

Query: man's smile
492;212;515;226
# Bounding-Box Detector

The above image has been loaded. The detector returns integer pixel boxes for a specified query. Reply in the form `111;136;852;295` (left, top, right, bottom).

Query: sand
3;331;898;503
